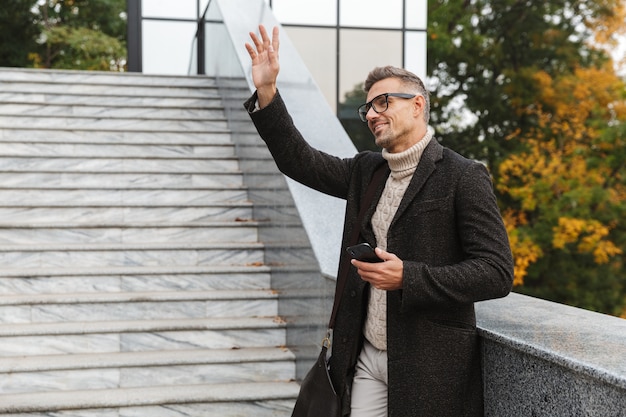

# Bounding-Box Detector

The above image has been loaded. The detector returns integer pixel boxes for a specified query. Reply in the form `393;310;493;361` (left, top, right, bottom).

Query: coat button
350;290;357;297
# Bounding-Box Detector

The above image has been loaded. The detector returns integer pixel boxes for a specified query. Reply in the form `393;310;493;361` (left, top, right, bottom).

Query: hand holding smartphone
346;243;383;263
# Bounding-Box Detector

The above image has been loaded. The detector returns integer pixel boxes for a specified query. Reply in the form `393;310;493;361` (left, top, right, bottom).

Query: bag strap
327;162;389;331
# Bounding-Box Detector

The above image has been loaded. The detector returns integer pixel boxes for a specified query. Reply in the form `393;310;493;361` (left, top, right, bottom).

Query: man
244;25;514;417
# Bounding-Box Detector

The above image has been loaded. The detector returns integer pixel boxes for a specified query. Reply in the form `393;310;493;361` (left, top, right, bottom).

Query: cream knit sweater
363;126;434;351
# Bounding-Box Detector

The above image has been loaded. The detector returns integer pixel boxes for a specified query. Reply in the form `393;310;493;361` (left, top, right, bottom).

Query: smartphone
346;243;383;263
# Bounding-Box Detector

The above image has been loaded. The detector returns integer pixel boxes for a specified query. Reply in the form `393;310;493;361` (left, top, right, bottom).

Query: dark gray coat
245;91;514;417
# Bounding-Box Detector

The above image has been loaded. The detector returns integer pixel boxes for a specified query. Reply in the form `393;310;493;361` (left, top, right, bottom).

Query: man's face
365;78;424;153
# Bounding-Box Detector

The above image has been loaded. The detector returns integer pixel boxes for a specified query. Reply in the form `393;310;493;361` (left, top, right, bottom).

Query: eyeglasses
357;93;416;122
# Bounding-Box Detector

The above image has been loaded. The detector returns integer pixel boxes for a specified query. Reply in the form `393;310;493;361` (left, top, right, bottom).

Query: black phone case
346;243;383;263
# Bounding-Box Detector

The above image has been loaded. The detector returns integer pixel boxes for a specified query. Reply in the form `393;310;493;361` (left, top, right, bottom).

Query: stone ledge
477;292;626;416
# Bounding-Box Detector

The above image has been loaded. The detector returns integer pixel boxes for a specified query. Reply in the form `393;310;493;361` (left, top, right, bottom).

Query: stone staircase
0;68;304;416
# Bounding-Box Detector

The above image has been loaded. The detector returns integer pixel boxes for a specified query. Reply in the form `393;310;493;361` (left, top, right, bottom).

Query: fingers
249;25;268;54
259;24;271;50
374;247;399;262
244;42;256;59
351;250;403;291
271;26;280;53
247;25;279;57
247;31;262;58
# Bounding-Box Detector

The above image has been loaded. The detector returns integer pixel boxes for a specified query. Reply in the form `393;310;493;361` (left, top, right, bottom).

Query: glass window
285;27;338;112
405;0;427;30
405;31;427;81
272;0;337;25
339;29;403;102
340;0;403;28
142;0;198;19
143;21;197;74
204;21;242;78
199;0;211;16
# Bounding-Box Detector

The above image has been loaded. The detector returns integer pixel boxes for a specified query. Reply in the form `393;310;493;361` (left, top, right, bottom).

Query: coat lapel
390;139;443;228
360;161;390;246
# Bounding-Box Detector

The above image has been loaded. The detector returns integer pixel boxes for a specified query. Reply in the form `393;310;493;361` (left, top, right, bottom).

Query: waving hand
245;25;280;108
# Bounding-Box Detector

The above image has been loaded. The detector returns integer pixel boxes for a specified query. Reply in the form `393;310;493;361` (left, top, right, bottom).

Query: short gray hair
364;66;430;123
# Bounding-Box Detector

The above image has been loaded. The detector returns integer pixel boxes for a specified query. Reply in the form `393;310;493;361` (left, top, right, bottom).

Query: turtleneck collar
382;126;434;179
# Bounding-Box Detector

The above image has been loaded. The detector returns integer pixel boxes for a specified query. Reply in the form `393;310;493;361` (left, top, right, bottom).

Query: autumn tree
498;66;625;315
428;0;626;315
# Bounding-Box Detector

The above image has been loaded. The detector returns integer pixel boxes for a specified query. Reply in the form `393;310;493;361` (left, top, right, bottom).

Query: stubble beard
373;126;393;150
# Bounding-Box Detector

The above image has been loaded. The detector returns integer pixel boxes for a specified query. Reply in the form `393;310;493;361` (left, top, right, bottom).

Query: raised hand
245;25;280;108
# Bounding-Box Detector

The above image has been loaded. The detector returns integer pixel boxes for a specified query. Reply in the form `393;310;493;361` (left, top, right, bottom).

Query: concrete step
0;205;298;229
0;204;254;224
0;382;299;416
0;316;288;356
0;115;229;132
0;156;277;173
0;265;272;293
0;129;233;144
0;347;295;394
0;346;293;373
0;103;226;120
0;266;320;295
0;201;299;227
0;400;297;417
0;172;244;188
0;222;263;245
0;241;270;269
0;68;217;87
0;219;306;244
0;78;218;99
0;92;224;109
0;242;315;270
0;289;280;323
0;174;284;190
0;158;240;174
0;188;251;206
0;142;236;158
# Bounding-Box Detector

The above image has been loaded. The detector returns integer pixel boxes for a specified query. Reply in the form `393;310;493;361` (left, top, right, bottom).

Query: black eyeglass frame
357;93;416;122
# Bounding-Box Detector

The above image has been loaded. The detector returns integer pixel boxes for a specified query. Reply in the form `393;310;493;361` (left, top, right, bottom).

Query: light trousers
350;339;389;417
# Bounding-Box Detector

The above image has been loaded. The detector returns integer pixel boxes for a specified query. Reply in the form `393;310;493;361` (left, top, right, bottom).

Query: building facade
130;0;427;116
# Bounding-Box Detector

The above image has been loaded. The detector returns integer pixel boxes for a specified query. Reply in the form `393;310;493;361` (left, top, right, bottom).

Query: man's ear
413;95;425;118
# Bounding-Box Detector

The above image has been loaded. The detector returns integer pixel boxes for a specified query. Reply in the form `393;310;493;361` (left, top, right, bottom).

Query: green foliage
521;251;625;317
34;0;127;70
40;25;125;70
0;0;39;67
2;0;128;71
46;0;127;38
339;84;379;152
427;0;622;170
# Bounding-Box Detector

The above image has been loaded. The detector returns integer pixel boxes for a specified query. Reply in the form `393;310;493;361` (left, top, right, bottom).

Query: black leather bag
291;344;340;417
290;164;388;417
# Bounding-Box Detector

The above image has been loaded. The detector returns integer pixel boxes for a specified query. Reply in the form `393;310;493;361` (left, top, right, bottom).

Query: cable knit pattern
364;126;434;350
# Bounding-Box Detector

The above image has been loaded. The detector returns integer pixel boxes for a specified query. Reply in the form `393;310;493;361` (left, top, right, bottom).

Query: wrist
256;85;277;109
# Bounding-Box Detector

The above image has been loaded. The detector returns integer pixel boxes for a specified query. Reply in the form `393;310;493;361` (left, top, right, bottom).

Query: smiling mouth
372;123;387;134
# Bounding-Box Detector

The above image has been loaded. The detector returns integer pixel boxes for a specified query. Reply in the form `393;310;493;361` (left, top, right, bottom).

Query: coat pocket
426;317;477;335
411;197;449;215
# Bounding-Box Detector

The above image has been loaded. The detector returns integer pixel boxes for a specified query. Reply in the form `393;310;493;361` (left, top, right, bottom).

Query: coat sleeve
400;161;514;310
244;90;353;200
